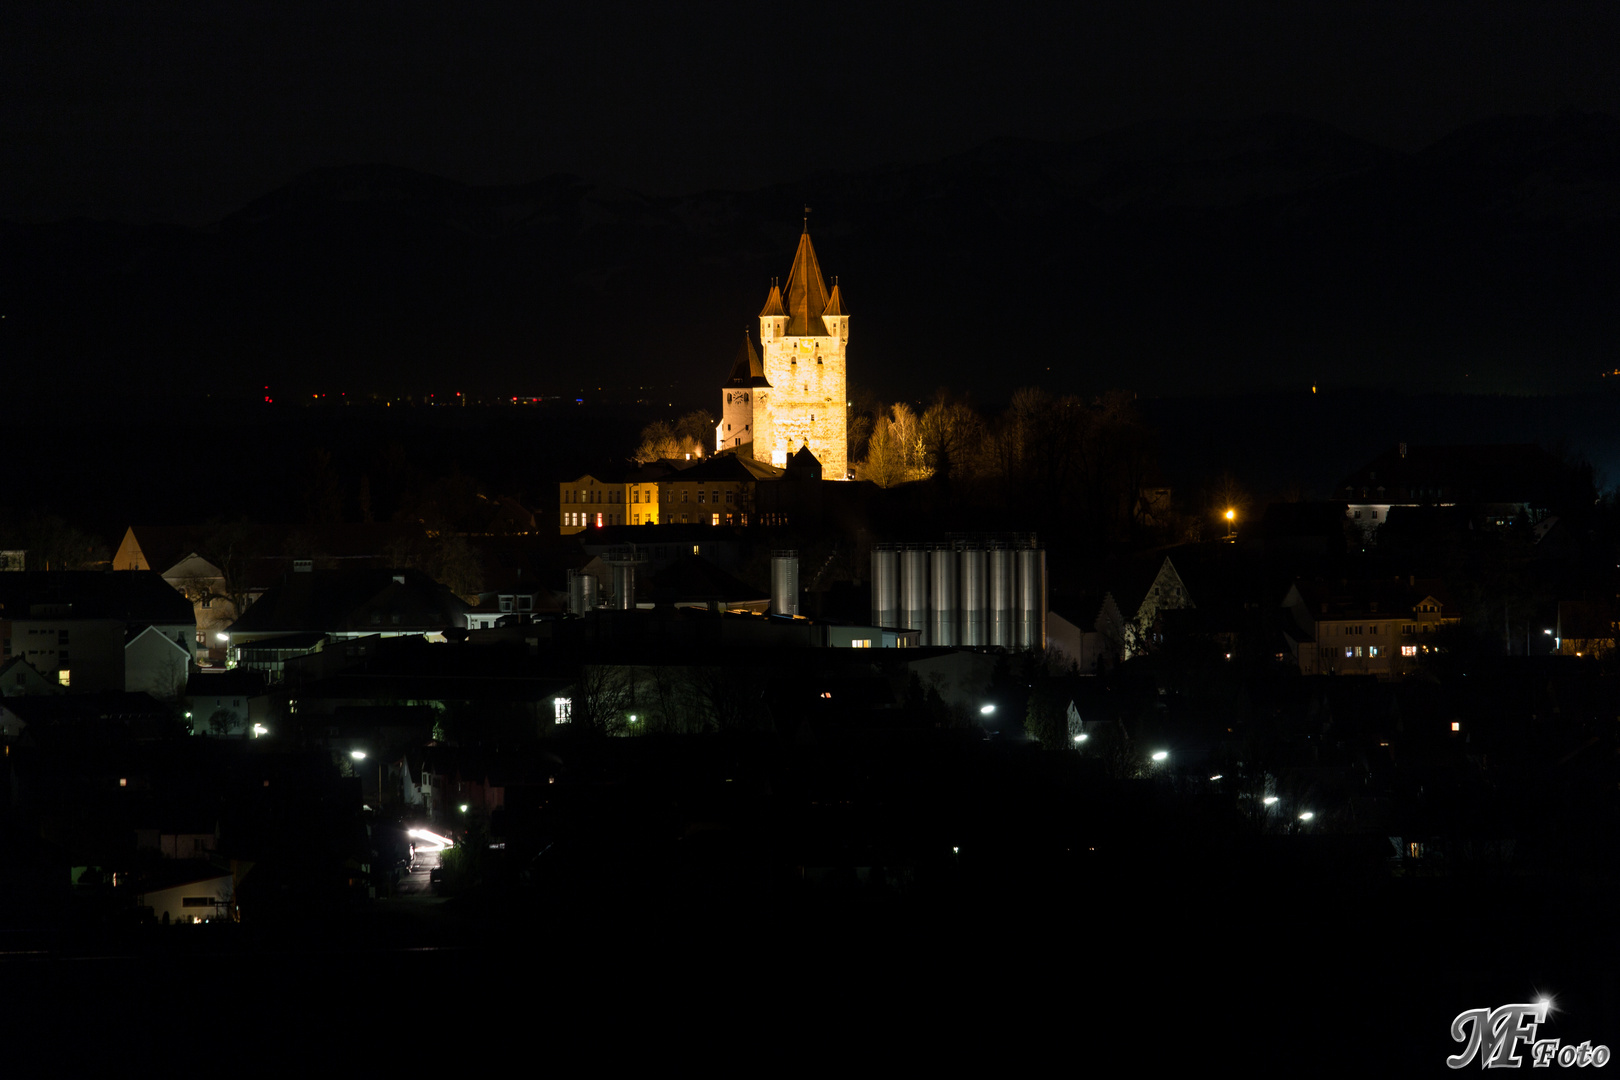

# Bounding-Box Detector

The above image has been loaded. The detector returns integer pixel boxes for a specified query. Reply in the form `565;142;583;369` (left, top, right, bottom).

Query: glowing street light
1263;796;1279;806
350;750;367;761
1150;750;1169;763
1297;811;1315;822
980;704;996;715
1073;733;1088;744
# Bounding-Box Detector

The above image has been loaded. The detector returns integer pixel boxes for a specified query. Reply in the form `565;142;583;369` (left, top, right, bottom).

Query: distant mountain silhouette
5;112;1618;410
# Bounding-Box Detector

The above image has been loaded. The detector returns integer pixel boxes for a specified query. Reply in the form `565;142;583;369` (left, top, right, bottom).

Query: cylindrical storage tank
901;546;929;636
577;573;598;613
960;546;987;646
929;546;958;647
613;564;636;610
1016;547;1046;651
771;550;800;616
568;570;584;615
872;547;900;628
988;547;1014;648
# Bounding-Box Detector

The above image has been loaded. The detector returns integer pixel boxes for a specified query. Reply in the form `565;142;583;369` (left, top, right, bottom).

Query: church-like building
717;227;848;479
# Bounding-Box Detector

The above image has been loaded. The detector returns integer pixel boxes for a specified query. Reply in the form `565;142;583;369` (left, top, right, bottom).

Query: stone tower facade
724;228;848;479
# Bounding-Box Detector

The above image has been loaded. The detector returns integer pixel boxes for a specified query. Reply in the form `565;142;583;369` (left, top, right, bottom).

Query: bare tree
857;403;929;487
576;664;637;736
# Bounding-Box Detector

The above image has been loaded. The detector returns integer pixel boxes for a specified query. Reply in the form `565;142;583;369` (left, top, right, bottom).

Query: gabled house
1282;578;1461;677
0;571;195;695
1335;443;1570;538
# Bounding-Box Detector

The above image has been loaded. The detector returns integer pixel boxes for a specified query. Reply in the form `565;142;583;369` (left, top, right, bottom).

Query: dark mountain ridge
4;112;1618;414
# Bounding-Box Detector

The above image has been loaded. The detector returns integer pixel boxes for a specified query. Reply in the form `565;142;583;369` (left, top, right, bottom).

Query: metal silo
578;573;598;613
872;545;900;628
988;546;1014;648
771;550;800;616
960;544;987;646
901;545;929;636
1016;546;1046;651
929;545;958;647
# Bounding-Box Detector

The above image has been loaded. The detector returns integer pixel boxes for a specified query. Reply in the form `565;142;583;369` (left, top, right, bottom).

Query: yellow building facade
558;474;631;535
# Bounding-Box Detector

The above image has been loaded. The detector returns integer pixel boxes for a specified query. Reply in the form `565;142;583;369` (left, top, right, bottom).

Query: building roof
725;332;769;388
759;283;786;318
225;569;468;637
782;230;832;337
648;555;768;606
822;281;846;317
1336;444;1566;506
785;445;823;480
1288;577;1455;620
664;454;784;484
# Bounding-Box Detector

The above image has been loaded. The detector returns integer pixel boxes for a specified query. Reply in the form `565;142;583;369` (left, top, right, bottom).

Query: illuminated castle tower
724;227;848;478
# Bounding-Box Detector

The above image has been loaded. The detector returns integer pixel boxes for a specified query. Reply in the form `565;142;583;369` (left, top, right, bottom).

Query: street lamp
1150;750;1169;763
980;704;996;716
1224;508;1236;540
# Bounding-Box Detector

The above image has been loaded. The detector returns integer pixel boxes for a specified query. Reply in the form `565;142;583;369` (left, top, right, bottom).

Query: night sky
9;1;1620;225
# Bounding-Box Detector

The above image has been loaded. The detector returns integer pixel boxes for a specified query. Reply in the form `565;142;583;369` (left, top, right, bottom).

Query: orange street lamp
1224;508;1236;540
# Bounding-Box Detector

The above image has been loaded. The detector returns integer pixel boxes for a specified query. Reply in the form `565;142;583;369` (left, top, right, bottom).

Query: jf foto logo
1449;1000;1610;1069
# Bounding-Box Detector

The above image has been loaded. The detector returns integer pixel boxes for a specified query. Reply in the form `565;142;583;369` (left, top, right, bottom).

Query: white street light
1151;750;1169;763
1073;733;1088;744
1298;811;1314;822
1263;796;1279;806
350;750;367;761
980;705;996;715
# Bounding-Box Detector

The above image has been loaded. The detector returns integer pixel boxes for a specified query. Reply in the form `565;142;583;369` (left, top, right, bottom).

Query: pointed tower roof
725;331;770;388
822;280;846;317
783;231;831;336
759;283;786;318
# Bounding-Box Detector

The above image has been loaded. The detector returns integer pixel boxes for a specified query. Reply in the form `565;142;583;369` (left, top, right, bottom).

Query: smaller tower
759;281;787;343
717;331;770;453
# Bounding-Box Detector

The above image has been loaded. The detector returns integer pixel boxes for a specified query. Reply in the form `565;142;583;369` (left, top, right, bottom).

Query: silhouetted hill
5;112;1618;413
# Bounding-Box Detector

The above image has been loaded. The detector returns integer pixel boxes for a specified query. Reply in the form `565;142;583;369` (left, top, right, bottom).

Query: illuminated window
1368;646;1380;657
1450;721;1460;732
1354;646;1363;657
711;514;720;526
1344;648;1354;658
58;669;70;687
1401;645;1417;656
851;639;871;648
595;513;603;527
553;697;572;724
